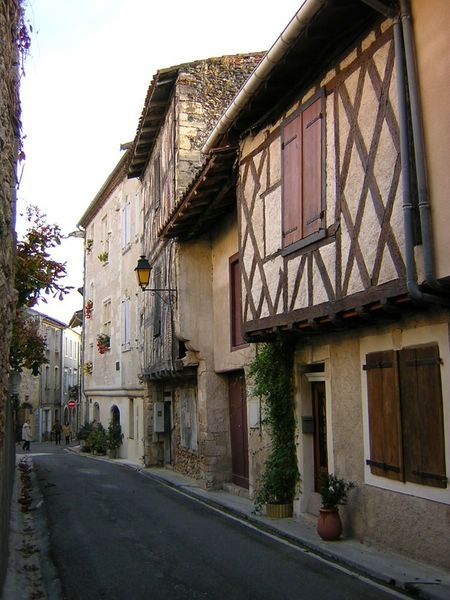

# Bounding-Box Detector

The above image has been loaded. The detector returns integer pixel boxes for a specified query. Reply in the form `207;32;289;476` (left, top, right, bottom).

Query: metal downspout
371;0;450;306
399;0;446;294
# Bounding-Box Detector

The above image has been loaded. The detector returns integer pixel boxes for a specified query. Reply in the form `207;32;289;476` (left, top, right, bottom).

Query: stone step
222;482;250;499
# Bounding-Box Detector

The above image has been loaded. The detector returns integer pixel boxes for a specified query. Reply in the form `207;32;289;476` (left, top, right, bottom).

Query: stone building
16;310;81;442
78;150;145;463
0;0;23;590
201;0;450;569
127;53;263;485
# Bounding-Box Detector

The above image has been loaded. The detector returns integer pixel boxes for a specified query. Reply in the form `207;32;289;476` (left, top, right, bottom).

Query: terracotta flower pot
317;507;343;541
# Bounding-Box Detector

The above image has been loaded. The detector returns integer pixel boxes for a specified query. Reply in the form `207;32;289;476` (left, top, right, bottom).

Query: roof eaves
78;150;131;228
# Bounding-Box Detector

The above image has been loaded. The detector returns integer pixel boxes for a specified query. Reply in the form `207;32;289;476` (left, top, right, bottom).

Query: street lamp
134;256;176;304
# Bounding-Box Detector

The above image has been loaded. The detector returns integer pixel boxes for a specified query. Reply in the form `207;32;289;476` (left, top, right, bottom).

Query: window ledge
281;229;327;256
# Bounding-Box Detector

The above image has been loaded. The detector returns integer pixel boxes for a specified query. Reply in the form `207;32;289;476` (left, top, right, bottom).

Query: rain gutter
201;0;326;155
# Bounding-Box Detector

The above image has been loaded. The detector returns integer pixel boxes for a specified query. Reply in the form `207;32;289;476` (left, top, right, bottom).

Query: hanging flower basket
85;299;93;319
68;385;79;399
83;362;93;375
96;333;110;354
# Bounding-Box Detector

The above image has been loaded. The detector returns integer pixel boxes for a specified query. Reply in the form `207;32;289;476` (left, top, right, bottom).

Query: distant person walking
22;419;32;452
53;420;62;445
62;422;71;445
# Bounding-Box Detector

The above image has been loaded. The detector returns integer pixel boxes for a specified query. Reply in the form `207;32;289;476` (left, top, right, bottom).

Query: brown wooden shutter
365;350;403;480
302;98;322;237
399;345;447;488
282;114;302;247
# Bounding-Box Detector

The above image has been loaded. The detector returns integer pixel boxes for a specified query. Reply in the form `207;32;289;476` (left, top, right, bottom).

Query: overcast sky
18;0;303;323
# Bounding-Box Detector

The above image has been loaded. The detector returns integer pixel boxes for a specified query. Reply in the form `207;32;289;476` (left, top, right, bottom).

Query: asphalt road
33;447;404;600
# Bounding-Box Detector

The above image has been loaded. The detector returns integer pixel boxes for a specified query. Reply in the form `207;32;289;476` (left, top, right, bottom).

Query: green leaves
9;309;47;373
250;336;300;508
15;205;71;308
10;205;73;372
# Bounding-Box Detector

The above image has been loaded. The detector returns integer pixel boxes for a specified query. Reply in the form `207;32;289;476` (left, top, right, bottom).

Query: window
153;155;161;210
134;190;141;239
129;398;134;439
55;330;61;353
103;299;111;337
121;297;131;351
122;196;131;249
229;254;246;349
153;268;161;338
101;214;110;257
364;344;447;489
282;93;324;250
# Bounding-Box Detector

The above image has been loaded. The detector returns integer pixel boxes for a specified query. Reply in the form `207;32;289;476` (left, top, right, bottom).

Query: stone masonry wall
0;0;21;592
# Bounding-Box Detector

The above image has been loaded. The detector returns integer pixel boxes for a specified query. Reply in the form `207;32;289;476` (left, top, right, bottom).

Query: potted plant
96;333;110;354
77;421;95;452
85;299;93;319
98;251;109;263
106;422;123;458
250;336;300;517
83;361;93;375
317;473;356;541
68;385;79;400
85;239;93;254
87;423;107;455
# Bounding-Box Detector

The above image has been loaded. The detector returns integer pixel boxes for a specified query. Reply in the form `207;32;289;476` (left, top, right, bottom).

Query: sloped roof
159;146;238;240
204;0;398;150
165;0;397;239
127;66;180;180
127;53;265;180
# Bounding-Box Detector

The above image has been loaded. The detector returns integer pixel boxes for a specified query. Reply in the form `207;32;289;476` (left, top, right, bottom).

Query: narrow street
14;444;408;600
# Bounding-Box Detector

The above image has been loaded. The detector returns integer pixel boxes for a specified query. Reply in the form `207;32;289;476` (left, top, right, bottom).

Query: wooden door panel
229;373;249;489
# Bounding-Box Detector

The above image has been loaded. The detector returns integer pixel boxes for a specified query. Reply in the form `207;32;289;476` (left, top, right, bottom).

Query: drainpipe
368;0;450;306
398;0;446;295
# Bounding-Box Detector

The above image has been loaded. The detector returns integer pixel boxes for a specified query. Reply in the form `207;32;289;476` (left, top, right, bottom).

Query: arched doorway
111;405;120;426
109;405;122;458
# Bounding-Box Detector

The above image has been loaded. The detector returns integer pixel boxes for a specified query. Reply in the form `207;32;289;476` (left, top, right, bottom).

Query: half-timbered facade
128;54;263;485
202;0;450;568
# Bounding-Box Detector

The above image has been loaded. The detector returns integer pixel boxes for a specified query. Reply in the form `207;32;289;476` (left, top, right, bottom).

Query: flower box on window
85;299;93;319
83;362;93;375
96;333;110;354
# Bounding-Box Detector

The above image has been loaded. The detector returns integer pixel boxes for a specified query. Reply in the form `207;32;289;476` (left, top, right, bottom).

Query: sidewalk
91;451;450;600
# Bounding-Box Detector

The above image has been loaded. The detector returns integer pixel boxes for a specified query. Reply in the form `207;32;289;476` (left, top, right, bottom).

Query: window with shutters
153;267;161;338
364;344;447;489
121;297;131;351
122;197;131;250
153;155;161;211
103;299;111;338
229;254;247;350
281;92;324;252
